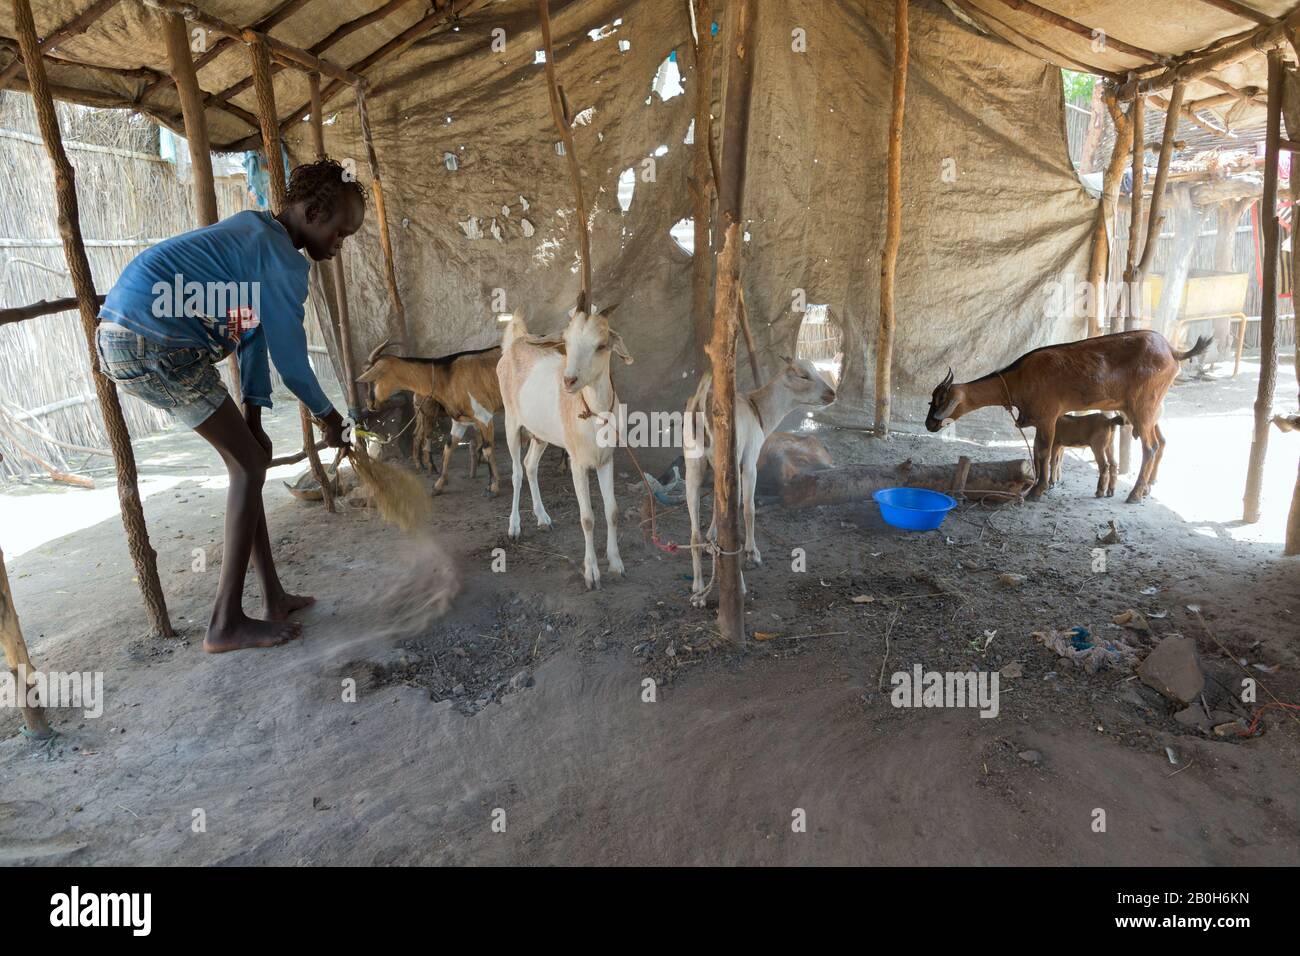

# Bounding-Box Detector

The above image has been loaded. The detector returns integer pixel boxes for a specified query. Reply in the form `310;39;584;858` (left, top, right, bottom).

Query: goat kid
357;342;503;495
497;306;632;589
684;358;836;608
925;330;1209;503
1049;413;1125;498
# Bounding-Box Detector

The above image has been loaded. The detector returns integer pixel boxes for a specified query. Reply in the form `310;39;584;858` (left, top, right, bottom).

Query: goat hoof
432;485;446;497
690;592;707;609
536;516;552;530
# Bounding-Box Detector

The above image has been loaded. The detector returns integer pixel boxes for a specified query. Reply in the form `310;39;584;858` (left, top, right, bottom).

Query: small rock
509;670;532;691
1018;750;1042;765
998;573;1026;588
451;683;465;695
1001;661;1023;679
1138;636;1205;704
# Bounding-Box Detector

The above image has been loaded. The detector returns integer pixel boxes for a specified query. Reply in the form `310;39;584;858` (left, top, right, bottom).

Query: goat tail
500;312;530;351
686;371;713;417
1173;335;1212;362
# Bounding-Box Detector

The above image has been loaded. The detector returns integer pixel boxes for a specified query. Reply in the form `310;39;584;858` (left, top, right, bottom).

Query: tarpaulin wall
288;0;1096;431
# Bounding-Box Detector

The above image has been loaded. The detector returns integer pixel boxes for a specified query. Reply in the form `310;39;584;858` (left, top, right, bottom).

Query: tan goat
496;306;632;590
357;341;503;495
683;358;836;607
1048;413;1125;498
925;330;1210;502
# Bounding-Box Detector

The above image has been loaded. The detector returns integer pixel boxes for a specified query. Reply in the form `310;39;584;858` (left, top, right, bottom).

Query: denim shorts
95;322;228;428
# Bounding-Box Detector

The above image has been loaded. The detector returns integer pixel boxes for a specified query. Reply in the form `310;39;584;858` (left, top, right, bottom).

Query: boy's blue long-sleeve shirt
99;210;334;418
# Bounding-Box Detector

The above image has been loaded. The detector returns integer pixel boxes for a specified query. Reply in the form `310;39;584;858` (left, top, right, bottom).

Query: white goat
684;357;836;607
496;306;633;589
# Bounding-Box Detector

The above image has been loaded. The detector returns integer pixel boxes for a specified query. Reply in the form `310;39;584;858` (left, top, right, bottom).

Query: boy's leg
194;398;302;653
251;507;314;621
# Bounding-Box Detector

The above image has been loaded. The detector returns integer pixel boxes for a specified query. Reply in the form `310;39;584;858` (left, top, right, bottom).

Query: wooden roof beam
0;0;120;89
211;0;424;110
273;0;480;138
1192;0;1273;27
138;0;313;102
1118;6;1300;98
140;0;361;86
989;0;1165;63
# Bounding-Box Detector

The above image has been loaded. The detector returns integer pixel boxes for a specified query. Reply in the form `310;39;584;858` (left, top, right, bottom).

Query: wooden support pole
247;32;335;514
0;547;50;738
355;84;409;349
163;13;217;225
163;9;242;403
538;0;592;309
1088;87;1131;337
1136;80;1184;285
1242;48;1284;525
688;0;715;365
11;0;172;637
874;0;908;437
1118;86;1145;474
309;72;360;416
706;0;757;643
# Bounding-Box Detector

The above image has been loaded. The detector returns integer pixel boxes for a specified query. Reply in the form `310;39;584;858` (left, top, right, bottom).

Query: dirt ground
2;357;1298;866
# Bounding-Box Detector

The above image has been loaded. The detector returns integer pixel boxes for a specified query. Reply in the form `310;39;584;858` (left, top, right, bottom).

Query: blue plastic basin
872;487;957;532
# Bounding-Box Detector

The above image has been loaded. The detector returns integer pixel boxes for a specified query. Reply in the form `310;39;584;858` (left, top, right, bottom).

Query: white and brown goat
683;358;836;607
496;306;632;590
1048;412;1125;498
925;330;1210;502
358;341;503;495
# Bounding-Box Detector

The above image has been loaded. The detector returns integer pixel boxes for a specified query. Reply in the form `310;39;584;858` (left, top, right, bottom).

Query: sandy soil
1;360;1297;866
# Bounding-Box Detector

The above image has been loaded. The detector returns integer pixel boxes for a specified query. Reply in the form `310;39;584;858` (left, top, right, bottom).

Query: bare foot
204;614;302;654
262;591;315;621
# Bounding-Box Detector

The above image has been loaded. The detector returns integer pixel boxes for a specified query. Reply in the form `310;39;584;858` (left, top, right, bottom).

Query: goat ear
609;330;634;365
357;362;382;383
598;302;620;319
780;354;792;365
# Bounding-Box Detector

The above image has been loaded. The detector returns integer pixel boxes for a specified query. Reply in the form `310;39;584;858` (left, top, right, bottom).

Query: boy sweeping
96;159;363;653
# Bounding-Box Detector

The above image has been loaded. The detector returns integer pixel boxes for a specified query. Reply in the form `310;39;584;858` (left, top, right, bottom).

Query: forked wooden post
11;0;172;637
1136;79;1184;289
246;31;335;513
706;0;757;643
538;0;592;307
355;83;409;351
162;9;243;403
0;547;51;738
1243;48;1284;524
873;0;908;437
1118;86;1145;474
1086;86;1131;337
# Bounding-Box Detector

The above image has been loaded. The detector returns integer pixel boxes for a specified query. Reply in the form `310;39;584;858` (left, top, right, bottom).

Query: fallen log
780;458;1032;509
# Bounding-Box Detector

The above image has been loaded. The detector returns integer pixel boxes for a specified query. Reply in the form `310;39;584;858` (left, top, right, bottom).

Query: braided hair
285;157;367;223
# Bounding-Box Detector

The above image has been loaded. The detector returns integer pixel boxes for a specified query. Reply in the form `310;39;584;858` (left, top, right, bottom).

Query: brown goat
925;330;1210;502
1049;413;1125;498
358;341;503;496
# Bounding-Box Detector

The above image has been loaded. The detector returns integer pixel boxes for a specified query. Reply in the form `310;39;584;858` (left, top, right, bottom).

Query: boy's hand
320;408;349;449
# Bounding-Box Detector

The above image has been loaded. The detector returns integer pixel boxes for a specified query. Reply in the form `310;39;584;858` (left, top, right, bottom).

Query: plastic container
872;487;957;532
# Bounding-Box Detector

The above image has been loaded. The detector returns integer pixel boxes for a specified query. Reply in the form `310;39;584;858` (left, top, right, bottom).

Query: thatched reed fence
0;92;337;484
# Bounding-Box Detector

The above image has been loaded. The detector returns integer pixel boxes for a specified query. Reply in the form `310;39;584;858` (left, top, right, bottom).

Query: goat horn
364;337;396;368
942;367;954;388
